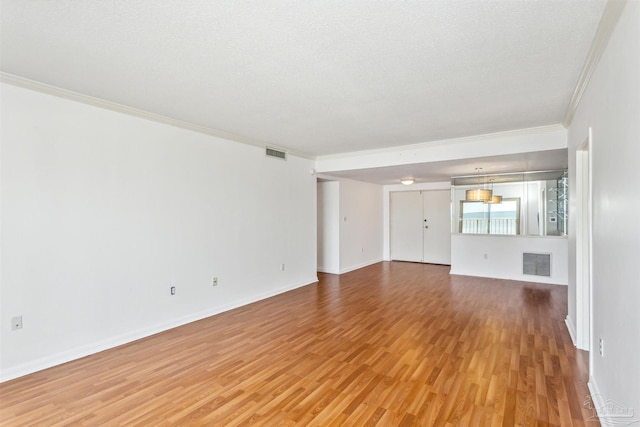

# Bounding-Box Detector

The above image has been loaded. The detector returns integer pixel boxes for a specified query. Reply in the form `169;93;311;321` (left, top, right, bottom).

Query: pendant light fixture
485;194;503;204
484;178;503;204
465;168;492;202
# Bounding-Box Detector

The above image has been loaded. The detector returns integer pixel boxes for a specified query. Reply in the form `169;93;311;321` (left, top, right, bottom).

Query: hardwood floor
0;262;598;426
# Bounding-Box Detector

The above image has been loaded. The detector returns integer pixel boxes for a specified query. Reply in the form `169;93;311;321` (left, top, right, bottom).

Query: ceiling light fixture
401;178;415;185
484;178;503;204
485;194;503;204
465;168;492;202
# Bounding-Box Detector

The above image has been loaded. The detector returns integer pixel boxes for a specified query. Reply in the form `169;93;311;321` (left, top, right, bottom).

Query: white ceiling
1;1;606;162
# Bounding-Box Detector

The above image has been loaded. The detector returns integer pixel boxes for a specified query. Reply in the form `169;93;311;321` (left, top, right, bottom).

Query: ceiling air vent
523;252;551;277
266;147;287;160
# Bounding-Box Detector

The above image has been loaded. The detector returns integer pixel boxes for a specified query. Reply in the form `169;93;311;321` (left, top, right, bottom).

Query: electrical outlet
483;253;488;260
280;264;285;271
599;337;604;357
212;277;218;287
11;316;22;330
170;286;176;295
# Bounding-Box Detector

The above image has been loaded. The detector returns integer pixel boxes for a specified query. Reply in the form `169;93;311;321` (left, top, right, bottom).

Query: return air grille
266;147;287;160
523;253;551;277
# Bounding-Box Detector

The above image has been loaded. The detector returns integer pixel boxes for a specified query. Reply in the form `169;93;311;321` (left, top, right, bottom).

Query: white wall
0;83;318;381
316;181;340;273
450;234;568;285
567;0;640;417
338;178;384;273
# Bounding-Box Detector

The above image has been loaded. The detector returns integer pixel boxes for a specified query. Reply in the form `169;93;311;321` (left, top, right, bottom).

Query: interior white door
390;190;451;264
422;190;451;264
390;191;423;262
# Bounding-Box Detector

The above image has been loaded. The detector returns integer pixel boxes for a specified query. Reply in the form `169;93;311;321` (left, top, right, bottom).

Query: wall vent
523;252;551;277
266;147;287;160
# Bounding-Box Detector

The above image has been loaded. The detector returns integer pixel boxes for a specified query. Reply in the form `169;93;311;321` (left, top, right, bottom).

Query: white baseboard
317;267;340;274
587;375;639;427
319;258;384;275
449;269;567;286
588;378;607;427
588;376;608;427
565;315;577;347
339;258;383;274
0;277;317;383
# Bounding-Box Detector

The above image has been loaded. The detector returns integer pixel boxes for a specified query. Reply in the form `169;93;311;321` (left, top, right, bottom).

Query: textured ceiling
1;1;606;157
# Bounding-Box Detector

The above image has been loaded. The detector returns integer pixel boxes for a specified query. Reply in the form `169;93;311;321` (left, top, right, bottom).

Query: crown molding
563;0;627;127
0;72;314;160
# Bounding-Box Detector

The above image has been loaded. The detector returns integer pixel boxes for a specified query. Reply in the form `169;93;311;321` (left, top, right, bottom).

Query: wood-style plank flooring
0;262;598;426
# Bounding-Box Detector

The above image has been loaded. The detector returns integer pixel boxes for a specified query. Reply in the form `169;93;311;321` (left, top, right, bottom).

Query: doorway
390;190;451;264
317;179;340;274
576;129;592;353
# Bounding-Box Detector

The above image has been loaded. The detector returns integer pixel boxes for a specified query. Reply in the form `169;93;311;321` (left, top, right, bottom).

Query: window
459;198;520;235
